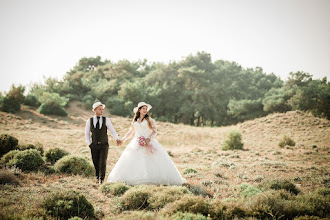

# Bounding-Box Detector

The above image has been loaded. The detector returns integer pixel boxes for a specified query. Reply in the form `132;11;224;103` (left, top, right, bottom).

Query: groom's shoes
99;179;104;184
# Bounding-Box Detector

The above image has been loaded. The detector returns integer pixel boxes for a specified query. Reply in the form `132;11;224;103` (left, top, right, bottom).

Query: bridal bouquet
138;136;156;154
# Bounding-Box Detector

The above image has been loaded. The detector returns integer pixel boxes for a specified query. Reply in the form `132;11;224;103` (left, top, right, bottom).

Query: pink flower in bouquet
138;136;146;146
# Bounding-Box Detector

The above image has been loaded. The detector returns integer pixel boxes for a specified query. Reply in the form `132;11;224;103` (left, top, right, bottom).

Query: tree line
1;52;329;126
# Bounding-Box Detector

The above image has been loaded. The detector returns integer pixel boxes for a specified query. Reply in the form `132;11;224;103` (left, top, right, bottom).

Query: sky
0;0;329;93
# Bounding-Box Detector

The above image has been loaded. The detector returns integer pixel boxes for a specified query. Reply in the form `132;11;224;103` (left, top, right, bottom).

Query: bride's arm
149;118;157;140
121;124;135;143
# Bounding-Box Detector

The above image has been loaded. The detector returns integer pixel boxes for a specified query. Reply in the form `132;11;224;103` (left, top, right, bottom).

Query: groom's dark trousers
89;117;109;182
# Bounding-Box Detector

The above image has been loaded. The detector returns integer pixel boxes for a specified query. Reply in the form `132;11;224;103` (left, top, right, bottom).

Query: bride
107;102;187;185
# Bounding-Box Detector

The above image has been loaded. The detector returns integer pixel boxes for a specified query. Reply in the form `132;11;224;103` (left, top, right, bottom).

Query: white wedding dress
107;118;187;185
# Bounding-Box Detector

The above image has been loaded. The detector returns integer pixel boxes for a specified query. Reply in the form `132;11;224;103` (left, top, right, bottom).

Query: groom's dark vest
90;117;108;145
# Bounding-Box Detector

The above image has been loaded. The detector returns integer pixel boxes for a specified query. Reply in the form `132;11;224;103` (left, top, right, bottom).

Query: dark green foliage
0;134;18;157
105;96;130;116
0;84;25;113
183;168;197;174
38;101;68;116
17;143;44;156
119;185;191;211
222;130;244;150
263;88;293;113
24;94;40;107
0;150;20;166
261;180;300;195
279;135;296;148
187;185;211;198
268;180;300;195
45;147;69;164
100;182;130;196
54;155;94;176
42;190;94;219
6;149;44;171
168;212;211;220
0;169;19;185
163;195;212;217
228;99;265;122
0;96;21;113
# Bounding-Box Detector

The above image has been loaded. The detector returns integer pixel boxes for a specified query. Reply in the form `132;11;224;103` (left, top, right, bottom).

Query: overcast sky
0;0;329;92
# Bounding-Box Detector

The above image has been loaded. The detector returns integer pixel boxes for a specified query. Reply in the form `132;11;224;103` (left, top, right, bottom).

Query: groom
85;102;122;184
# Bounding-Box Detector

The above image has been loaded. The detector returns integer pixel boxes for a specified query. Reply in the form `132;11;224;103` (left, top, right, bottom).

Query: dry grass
0;101;329;219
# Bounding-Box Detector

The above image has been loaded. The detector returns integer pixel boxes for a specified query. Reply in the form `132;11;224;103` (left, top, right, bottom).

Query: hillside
0;101;329;219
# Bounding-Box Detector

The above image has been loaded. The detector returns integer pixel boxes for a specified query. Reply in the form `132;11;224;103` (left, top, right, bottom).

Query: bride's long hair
131;106;152;129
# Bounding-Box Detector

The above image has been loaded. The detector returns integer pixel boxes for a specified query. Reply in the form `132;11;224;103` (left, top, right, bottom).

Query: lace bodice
122;118;157;142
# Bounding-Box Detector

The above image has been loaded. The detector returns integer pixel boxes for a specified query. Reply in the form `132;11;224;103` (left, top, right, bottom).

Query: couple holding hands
85;101;187;185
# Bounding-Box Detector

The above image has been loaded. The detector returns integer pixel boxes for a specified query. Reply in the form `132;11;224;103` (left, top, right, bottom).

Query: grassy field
0;101;329;219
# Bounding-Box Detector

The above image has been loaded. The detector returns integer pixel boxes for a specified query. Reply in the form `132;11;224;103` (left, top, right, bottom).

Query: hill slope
0;101;329;218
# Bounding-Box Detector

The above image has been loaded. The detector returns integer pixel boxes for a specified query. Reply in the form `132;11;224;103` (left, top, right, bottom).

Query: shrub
68;217;83;220
222;130;243;150
54;155;94;177
45;147;69;164
263;180;300;195
148;186;191;210
7;149;45;171
167;212;211;220
0;96;21;113
120;185;190;211
120;186;152;210
18;143;44;156
247;190;292;219
278;135;296;148
163;195;211;217
24;94;40;107
183;168;197;174
0;169;19;185
187;185;212;198
0;150;20;166
109;211;156;220
238;183;261;198
0;134;19;157
42;191;94;219
100;182;130;196
38;101;68;116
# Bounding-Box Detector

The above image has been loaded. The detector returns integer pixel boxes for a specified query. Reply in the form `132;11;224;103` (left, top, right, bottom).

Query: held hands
116;139;123;146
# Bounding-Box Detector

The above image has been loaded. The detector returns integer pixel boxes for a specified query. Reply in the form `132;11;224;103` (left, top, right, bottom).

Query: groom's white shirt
85;115;119;145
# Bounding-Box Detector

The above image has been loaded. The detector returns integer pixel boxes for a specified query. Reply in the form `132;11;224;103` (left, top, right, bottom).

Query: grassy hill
0;101;329;219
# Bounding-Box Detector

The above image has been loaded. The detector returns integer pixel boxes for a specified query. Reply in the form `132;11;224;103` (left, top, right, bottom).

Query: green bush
68;217;83;220
120;185;190;211
45;147;69;164
167;212;211;220
279;135;296;148
238;183;261;198
187;185;211;198
0;169;19;185
24;94;40;107
0;150;20;166
6;149;45;172
120;186;151;210
100;182;130;196
42;191;94;219
183;168;197;174
222;130;244;150
38;101;68;116
0;134;19;157
262;180;300;195
0;96;21;113
54;155;94;176
17;143;44;156
163;195;211;217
